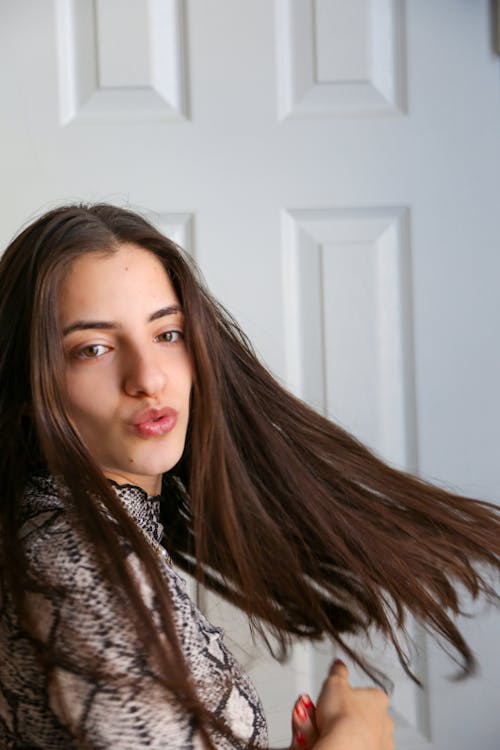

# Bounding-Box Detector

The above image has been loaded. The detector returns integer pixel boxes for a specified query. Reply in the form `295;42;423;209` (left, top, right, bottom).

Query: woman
0;203;497;749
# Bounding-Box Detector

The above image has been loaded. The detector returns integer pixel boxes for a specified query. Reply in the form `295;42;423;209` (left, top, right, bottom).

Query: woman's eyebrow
62;304;183;336
148;304;183;323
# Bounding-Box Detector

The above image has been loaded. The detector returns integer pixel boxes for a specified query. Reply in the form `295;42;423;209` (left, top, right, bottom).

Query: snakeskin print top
0;475;268;749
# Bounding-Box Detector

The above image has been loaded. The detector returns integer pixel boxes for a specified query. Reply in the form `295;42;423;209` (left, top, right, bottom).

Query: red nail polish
333;658;346;667
295;703;307;721
296;730;307;747
301;694;313;709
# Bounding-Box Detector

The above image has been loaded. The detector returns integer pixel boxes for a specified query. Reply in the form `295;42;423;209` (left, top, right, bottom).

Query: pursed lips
131;406;178;437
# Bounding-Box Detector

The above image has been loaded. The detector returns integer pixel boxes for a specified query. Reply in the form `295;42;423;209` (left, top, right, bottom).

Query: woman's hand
312;660;394;750
290;693;319;748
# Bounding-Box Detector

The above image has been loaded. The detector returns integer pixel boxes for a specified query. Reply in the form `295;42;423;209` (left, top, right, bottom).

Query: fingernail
295;703;307;721
301;694;313;709
333;658;346;667
296;730;307;747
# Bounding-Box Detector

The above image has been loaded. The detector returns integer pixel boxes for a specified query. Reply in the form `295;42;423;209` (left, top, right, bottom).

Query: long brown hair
0;203;499;748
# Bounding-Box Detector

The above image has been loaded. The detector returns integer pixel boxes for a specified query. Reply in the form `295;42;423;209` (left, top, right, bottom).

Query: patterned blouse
0;475;268;749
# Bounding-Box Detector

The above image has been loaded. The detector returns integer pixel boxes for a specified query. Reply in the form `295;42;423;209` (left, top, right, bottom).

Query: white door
0;1;499;748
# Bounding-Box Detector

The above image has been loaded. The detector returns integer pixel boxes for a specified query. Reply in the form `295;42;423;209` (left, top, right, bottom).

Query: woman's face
58;243;192;496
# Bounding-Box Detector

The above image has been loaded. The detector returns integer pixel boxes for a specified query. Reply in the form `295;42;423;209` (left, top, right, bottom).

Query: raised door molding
282;206;431;746
275;0;406;118
55;0;188;123
282;206;416;470
153;211;194;255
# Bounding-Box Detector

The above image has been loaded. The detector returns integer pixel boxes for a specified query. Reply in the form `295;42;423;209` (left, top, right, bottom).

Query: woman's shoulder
17;473;67;535
15;475;113;599
21;473;68;515
18;474;76;547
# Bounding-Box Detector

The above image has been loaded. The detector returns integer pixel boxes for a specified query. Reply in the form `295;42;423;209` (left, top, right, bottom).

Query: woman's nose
122;347;167;398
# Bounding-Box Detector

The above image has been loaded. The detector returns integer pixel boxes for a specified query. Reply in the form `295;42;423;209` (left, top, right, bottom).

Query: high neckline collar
108;479;164;544
25;474;165;545
107;478;162;503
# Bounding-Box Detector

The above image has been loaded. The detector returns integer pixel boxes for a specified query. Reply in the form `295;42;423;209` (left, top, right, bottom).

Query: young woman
0;203;498;750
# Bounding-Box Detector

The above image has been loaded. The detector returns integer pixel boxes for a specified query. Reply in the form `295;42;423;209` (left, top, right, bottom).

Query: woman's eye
76;344;109;359
156;330;183;344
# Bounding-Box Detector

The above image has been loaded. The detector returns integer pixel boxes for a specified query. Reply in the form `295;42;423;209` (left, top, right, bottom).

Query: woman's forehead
58;244;180;325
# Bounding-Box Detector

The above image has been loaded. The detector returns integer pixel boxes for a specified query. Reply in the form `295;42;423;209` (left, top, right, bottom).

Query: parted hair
0;203;499;749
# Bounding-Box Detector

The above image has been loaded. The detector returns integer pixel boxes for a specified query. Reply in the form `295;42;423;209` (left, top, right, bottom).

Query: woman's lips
132;407;178;437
